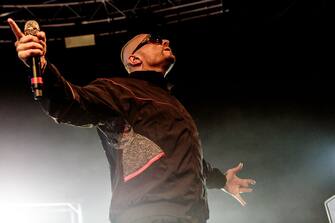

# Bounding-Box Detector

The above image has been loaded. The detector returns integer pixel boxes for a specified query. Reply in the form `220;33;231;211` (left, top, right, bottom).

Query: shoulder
93;76;145;85
91;76;156;91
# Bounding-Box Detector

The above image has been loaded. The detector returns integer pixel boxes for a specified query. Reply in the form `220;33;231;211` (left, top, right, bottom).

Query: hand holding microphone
7;18;47;99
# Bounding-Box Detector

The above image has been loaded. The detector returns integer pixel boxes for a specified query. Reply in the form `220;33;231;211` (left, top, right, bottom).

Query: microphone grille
24;20;40;36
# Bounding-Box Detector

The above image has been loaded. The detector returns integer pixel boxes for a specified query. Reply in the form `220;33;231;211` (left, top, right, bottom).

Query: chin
167;54;176;63
163;50;176;61
163;58;175;74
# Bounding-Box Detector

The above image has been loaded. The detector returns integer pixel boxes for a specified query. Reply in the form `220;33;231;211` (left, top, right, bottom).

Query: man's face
134;34;176;70
122;33;176;73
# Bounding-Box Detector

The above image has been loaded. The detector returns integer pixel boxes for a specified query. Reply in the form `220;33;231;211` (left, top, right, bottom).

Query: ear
128;55;142;66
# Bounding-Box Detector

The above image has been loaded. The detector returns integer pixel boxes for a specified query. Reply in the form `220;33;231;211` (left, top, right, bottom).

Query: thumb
230;162;243;174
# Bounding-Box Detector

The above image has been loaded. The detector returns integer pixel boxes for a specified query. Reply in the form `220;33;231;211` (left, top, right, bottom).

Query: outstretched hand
221;162;256;206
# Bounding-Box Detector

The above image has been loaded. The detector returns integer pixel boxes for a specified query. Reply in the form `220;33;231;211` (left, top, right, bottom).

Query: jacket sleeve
39;62;132;126
203;159;227;189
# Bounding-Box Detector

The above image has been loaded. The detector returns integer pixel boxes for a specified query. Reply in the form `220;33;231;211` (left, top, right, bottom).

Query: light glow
0;203;83;223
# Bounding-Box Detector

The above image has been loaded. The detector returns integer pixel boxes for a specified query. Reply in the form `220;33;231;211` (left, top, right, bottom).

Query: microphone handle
30;56;43;100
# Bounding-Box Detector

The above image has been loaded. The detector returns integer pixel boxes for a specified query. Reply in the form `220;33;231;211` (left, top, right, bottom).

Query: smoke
1;83;334;223
194;102;335;223
0;93;111;223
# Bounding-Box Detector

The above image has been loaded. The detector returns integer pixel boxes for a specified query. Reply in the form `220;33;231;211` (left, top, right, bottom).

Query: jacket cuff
206;168;227;189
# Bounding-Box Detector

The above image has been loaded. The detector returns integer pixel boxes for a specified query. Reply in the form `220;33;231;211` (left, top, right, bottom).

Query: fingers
7;18;24;41
221;186;250;207
37;31;47;56
37;31;46;42
240;178;256;187
232;193;247;207
8;19;47;63
15;35;45;61
249;179;256;185
8;18;47;67
18;49;44;59
17;33;44;44
16;39;44;50
224;163;255;207
239;187;253;193
16;35;45;52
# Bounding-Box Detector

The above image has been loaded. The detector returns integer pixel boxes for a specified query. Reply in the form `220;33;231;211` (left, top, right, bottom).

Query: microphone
24;20;43;100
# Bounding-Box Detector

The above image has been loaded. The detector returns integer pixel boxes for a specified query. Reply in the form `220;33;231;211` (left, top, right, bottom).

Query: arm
203;159;227;189
203;160;256;206
38;62;117;126
8;18;99;126
8;18;128;126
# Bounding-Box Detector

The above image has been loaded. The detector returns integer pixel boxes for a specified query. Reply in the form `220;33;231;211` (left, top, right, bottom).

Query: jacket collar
129;71;171;90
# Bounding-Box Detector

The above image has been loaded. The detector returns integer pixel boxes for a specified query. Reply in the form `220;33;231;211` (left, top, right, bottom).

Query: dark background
0;1;334;223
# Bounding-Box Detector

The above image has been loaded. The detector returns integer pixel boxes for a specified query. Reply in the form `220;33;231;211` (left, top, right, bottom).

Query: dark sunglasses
132;34;163;54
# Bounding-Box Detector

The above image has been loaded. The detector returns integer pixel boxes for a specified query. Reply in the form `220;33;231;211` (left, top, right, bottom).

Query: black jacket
39;63;227;223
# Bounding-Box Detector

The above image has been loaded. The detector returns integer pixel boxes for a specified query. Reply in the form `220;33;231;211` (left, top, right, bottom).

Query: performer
8;18;256;223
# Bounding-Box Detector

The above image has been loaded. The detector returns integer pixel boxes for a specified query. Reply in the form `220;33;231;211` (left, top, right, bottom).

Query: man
8;18;255;223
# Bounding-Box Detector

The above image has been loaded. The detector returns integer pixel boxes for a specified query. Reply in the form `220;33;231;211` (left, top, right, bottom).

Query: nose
162;39;170;46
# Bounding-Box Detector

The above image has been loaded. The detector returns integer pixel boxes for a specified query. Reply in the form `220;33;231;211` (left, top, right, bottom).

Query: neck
130;67;166;76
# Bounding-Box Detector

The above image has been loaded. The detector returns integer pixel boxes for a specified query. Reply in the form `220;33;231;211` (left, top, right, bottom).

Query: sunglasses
132;34;163;54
